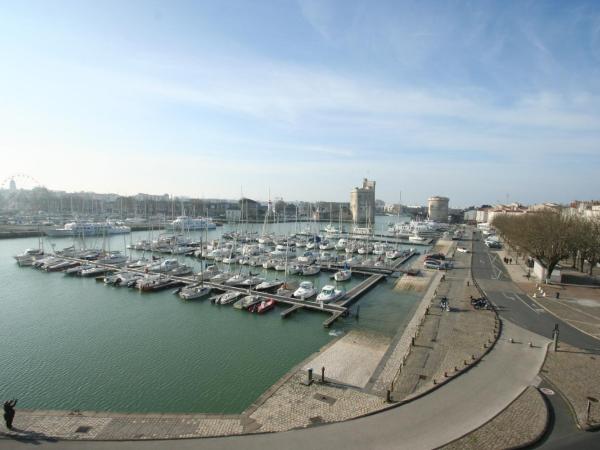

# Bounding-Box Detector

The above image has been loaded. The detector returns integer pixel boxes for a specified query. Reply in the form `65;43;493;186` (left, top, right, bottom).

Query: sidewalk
392;233;497;400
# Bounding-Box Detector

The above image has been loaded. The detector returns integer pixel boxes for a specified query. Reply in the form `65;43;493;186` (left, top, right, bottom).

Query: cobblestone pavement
441;386;548;450
247;372;386;432
302;329;390;388
542;342;600;430
0;411;244;440
392;235;497;400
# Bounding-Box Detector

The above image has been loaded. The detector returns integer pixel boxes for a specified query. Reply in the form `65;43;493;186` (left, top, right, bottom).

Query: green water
0;217;422;414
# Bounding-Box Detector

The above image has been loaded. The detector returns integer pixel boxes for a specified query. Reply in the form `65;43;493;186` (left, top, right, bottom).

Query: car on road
457;246;469;253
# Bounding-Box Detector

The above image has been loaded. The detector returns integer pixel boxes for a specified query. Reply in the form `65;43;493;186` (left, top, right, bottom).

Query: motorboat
210;272;232;284
297;251;316;264
218;291;244;305
233;295;262;310
302;265;321;276
80;266;113;277
386;249;404;259
167;216;216;231
239;276;265;287
65;264;94;275
97;252;128;266
254;298;276;314
179;284;212;300
255;280;284;292
316;285;344;303
319;241;334;251
293;281;317;299
334;269;352;282
46;260;79;272
14;248;44;266
262;259;276;269
335;239;347;251
168;264;193;276
46;221;131;237
225;273;246;286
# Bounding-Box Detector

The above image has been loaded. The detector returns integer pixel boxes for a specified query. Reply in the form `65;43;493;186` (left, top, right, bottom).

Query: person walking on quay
3;399;17;430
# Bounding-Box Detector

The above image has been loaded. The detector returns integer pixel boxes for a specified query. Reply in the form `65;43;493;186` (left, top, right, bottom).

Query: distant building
350;178;376;225
463;209;477;222
476;208;490;223
9;178;16;191
487;203;527;224
428;196;449;223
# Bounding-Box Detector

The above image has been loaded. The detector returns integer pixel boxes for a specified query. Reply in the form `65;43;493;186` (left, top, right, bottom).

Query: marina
0;217;430;414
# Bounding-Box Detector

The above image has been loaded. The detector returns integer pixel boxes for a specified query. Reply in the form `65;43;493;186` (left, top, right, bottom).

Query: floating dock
45;249;417;328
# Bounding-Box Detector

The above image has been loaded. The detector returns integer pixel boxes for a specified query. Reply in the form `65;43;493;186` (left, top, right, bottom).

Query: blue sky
1;0;599;207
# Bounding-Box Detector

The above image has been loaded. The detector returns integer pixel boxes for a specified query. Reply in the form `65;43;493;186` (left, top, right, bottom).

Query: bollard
411;337;415;346
444;371;448;377
483;343;487;348
464;360;468;366
467;280;470;287
391;380;394;391
433;379;437;385
586;400;592;424
455;366;458;372
529;342;533;347
308;368;313;383
472;354;476;360
386;390;392;403
555;292;560;299
510;338;514;343
321;366;325;383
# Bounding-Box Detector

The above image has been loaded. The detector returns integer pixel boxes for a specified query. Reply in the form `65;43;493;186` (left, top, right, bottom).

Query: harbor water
0;217;424;414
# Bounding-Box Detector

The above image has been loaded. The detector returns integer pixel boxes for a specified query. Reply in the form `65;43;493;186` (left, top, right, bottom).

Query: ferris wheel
0;173;44;191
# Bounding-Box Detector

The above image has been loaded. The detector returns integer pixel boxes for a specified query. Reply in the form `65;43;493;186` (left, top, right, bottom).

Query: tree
493;211;574;280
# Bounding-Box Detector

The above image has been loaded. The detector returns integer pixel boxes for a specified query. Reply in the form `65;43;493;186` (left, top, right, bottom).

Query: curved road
471;231;600;448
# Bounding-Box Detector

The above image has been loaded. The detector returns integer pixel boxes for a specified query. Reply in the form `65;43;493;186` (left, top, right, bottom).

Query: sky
1;0;599;207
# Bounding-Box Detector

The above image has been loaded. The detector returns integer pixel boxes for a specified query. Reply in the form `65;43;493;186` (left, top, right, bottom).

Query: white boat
225;273;246;286
386;249;404;259
167;216;217;231
46;221;131;237
293;281;317;299
233;295;262;310
319;241;334;251
179;284;212;300
409;234;427;242
297;251;316;264
334;269;352;282
218;291;244;305
239;276;265;287
197;264;220;280
97;252;128;265
316;285;344;303
334;239;347;251
262;259;276;269
169;264;193;276
210;272;231;284
302;265;321;276
255;280;284;291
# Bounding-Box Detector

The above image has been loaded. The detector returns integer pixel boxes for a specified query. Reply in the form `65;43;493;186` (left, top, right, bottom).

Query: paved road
471;237;600;351
533;381;600;450
0;319;548;450
471;232;600;449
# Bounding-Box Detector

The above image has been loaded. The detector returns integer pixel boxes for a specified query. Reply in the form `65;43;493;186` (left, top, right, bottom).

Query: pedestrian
509;258;513;264
3;399;17;430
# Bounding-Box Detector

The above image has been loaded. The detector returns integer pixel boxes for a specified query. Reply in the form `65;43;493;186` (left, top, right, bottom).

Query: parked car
424;260;442;269
457;247;469;253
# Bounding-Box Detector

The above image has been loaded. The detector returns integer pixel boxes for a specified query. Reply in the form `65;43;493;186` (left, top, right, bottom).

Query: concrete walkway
1;320;550;450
